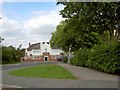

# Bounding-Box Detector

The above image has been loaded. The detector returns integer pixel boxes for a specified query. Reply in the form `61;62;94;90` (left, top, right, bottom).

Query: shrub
70;56;79;65
2;46;21;64
70;47;90;66
70;41;120;74
63;56;68;63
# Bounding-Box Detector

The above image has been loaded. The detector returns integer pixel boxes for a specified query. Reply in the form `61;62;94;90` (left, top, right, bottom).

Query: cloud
1;17;24;37
24;10;63;36
1;4;65;48
0;17;27;47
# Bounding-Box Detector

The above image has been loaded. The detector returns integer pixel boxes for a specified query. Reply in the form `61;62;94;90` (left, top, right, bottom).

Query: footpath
58;63;118;81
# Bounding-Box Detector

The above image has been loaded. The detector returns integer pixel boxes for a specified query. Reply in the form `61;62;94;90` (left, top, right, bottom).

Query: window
45;48;47;52
25;53;27;56
33;50;40;53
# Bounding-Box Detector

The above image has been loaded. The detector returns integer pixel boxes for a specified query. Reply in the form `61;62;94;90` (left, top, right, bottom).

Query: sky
0;1;65;48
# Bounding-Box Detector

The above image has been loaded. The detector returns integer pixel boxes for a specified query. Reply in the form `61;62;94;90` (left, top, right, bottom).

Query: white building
24;42;63;62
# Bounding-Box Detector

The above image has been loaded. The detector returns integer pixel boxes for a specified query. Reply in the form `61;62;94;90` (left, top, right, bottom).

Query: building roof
27;42;61;51
27;43;40;51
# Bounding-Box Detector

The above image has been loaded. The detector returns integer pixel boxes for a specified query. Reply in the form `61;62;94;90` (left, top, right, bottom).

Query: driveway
1;62;119;88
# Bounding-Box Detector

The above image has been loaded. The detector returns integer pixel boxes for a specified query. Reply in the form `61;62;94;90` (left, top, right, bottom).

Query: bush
70;41;120;74
70;56;78;65
2;46;21;64
63;56;68;63
90;41;120;74
70;47;90;66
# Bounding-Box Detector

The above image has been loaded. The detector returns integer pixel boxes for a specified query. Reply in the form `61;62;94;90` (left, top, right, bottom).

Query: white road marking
0;84;22;88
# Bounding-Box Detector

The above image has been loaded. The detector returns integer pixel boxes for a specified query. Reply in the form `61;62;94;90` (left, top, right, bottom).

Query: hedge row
70;41;120;74
2;46;21;64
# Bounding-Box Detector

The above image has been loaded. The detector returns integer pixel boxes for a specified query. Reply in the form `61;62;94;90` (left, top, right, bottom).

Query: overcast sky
0;1;64;48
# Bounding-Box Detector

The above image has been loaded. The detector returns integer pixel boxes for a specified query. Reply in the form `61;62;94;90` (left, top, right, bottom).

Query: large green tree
50;2;120;57
58;2;120;40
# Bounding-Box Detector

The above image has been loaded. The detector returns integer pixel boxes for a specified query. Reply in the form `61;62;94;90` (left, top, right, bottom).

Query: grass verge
9;64;76;79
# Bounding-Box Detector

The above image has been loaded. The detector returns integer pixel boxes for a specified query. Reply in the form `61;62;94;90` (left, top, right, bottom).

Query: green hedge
70;48;90;66
2;46;21;64
70;41;120;74
63;56;68;63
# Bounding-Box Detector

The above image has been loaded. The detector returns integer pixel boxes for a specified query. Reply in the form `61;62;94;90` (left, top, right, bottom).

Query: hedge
70;41;120;74
63;56;68;63
2;46;21;64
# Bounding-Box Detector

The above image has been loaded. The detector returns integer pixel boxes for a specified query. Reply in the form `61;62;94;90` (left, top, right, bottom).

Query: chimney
29;43;31;47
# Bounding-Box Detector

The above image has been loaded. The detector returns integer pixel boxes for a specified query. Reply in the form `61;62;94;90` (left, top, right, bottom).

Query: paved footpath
58;63;118;81
1;62;119;88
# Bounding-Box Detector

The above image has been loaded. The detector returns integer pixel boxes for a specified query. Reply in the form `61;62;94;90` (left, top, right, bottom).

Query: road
1;62;119;88
2;61;57;70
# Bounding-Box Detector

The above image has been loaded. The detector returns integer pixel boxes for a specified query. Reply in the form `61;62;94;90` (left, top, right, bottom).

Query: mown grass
9;64;76;79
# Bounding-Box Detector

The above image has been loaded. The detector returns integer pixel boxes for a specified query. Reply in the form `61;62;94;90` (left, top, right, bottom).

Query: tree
50;2;103;52
2;45;25;64
50;2;120;63
58;2;120;41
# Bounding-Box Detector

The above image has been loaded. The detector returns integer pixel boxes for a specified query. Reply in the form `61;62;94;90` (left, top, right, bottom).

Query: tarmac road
1;62;119;88
2;61;57;70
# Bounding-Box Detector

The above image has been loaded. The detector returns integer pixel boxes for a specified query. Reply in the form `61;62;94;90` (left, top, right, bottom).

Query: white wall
26;49;40;56
40;42;51;55
26;42;62;57
31;49;41;56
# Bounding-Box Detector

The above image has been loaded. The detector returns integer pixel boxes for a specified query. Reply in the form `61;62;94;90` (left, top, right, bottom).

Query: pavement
1;62;119;88
58;63;118;81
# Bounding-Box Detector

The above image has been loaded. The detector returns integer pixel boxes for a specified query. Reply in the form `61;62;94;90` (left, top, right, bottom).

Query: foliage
2;45;25;64
9;64;76;79
63;56;68;63
58;2;120;40
50;2;120;72
70;41;120;74
50;2;120;53
70;47;90;66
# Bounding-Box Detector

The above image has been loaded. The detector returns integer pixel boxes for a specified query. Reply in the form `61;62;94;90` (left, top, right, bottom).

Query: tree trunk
68;44;72;63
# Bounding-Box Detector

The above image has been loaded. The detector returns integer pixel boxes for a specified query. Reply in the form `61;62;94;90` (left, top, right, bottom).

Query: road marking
0;84;22;88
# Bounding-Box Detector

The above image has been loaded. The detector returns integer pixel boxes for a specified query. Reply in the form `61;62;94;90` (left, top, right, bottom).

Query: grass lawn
9;64;76;79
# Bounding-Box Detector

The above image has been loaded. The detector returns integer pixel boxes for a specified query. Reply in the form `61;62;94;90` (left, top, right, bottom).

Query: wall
40;42;51;55
24;42;62;61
